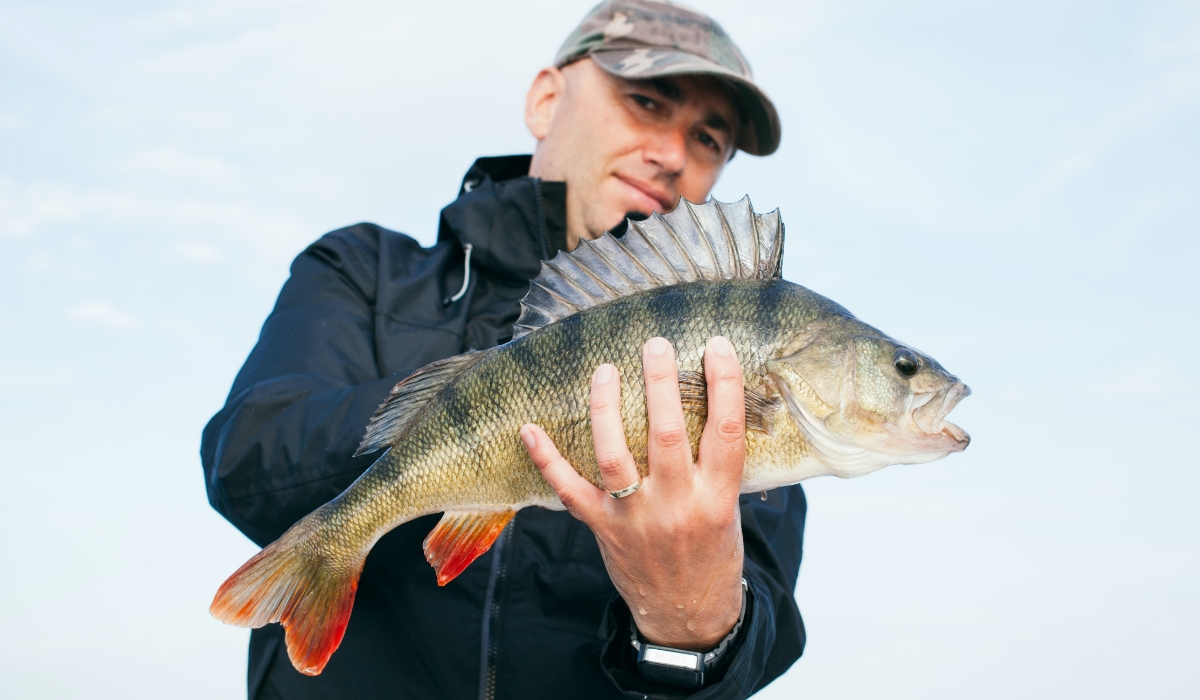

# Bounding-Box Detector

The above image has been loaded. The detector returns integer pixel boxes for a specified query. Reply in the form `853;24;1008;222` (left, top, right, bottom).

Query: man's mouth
614;175;677;214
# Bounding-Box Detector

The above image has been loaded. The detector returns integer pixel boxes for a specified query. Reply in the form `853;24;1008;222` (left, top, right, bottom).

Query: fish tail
210;516;364;676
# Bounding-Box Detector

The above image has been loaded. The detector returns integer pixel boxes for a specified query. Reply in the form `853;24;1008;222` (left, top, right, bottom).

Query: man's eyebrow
645;77;685;103
627;76;734;136
703;111;732;134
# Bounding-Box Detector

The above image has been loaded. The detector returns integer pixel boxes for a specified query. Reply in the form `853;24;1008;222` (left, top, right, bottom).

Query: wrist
625;570;744;650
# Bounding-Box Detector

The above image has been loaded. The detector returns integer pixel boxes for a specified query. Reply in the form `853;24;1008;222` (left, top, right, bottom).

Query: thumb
520;424;605;522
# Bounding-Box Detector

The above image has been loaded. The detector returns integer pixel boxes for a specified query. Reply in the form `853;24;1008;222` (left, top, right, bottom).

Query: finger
698;336;746;492
589;364;641;494
521;424;605;521
642;337;693;485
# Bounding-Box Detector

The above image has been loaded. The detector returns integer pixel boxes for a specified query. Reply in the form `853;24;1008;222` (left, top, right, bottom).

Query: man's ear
525;67;567;141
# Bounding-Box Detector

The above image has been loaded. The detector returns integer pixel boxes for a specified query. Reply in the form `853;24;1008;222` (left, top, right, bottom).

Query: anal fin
423;510;516;586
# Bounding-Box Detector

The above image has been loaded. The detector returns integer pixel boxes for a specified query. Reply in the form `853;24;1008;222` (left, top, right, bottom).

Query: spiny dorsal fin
514;196;784;339
354;350;489;456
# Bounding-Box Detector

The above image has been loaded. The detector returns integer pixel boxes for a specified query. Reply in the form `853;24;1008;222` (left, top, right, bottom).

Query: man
202;2;806;698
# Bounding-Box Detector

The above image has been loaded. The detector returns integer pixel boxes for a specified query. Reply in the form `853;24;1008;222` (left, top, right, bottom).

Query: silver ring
607;477;642;499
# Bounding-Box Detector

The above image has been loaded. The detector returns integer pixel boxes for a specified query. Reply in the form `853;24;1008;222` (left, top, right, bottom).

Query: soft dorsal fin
355;350;489;456
513;196;784;339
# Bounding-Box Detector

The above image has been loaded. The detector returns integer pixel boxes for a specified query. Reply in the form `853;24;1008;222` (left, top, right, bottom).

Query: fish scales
314;279;818;556
210;197;972;676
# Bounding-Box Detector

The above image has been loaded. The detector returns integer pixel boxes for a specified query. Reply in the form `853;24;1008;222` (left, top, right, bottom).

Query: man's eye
630;94;659;112
696;132;721;153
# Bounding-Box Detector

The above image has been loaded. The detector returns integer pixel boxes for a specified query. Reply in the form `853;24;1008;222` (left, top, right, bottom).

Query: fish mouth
912;382;971;451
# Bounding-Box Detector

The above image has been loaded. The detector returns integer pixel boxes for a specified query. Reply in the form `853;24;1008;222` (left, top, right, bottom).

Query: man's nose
644;125;688;177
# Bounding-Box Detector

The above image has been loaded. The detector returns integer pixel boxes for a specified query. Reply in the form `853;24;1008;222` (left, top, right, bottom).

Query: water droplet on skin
692;600;697;605
638;607;648;615
638;587;647;597
686;620;696;631
675;604;684;609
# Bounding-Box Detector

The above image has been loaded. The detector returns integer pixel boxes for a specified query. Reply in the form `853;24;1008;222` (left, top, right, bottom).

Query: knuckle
644;364;675;384
715;417;745;442
653;424;688;450
595;452;628;476
590;393;616;413
528;448;550;468
710;363;743;383
663;514;698;541
557;489;579;512
643;357;681;386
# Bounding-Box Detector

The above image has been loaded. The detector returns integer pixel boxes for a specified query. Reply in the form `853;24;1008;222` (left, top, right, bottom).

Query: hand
520;336;746;650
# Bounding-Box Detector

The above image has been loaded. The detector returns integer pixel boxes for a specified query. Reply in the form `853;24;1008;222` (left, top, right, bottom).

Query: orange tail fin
424;510;515;585
210;529;364;676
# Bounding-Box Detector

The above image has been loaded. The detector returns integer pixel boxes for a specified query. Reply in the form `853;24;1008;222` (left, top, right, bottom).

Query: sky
1;0;1198;697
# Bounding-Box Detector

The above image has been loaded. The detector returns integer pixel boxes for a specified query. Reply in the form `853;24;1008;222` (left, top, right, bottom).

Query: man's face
526;59;739;247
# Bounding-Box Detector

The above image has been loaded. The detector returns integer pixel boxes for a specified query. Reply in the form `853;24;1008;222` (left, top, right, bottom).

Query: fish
209;196;971;676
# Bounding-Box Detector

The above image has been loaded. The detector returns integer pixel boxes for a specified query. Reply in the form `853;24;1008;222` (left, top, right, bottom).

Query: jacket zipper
532;178;551;260
480;178;544;700
479;521;514;700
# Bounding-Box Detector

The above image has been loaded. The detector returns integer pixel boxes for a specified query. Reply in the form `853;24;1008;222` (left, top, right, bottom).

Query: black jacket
202;156;807;700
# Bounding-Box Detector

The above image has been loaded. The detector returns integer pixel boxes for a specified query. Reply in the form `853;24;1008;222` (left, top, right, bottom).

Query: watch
630;578;749;688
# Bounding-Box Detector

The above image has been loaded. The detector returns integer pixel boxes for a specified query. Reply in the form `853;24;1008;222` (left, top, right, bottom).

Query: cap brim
588;47;781;156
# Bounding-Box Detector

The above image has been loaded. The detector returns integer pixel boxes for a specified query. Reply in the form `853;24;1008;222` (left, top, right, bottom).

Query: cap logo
603;12;635;39
614;48;660;76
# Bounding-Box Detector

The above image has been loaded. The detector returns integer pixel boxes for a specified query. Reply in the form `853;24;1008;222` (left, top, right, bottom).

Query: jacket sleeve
201;225;406;546
599;486;807;699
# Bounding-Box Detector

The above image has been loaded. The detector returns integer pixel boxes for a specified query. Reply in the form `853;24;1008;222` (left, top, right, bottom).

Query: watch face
636;645;705;689
642;645;701;671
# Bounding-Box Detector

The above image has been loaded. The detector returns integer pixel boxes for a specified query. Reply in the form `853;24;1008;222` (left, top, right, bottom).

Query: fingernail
646;337;670;356
709;336;733;357
593;364;615;386
520;425;537;451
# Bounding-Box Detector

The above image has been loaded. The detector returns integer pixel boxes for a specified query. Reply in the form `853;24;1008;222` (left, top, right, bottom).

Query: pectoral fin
423;510;516;586
677;370;781;434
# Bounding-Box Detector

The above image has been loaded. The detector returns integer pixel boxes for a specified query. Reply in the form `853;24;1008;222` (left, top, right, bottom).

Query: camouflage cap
555;0;781;156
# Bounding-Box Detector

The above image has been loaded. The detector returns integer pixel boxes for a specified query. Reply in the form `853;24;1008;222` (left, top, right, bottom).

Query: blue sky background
1;0;1197;697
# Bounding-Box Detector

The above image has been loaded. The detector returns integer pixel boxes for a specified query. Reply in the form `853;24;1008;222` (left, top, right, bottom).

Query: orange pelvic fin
423;510;516;585
210;534;364;676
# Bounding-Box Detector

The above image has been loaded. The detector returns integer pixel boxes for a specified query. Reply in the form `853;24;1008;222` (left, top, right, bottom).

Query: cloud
67;301;140;330
0;178;81;238
0;175;308;262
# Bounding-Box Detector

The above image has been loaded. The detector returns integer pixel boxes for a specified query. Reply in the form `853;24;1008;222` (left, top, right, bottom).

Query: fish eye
893;348;920;377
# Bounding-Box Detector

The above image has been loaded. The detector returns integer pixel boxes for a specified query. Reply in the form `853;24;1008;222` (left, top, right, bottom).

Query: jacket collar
437;155;568;284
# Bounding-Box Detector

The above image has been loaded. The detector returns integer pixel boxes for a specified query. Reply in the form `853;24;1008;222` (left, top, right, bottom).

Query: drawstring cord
444;243;473;305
